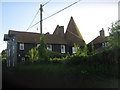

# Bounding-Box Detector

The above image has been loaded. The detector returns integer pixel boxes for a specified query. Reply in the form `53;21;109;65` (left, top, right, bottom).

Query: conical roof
65;16;85;46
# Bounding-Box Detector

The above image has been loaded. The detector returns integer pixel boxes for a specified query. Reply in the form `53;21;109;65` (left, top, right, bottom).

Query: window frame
72;47;76;54
37;44;40;47
47;44;52;51
61;45;65;53
19;43;24;50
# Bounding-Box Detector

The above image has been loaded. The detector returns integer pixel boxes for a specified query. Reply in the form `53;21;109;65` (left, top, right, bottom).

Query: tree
26;35;50;62
37;35;49;61
82;44;88;56
1;49;7;61
108;21;120;48
74;43;82;56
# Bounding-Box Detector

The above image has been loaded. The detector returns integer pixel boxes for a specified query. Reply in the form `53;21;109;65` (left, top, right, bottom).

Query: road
2;66;119;88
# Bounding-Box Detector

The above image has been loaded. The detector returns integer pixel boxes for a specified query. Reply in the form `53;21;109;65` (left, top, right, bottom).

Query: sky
0;0;119;53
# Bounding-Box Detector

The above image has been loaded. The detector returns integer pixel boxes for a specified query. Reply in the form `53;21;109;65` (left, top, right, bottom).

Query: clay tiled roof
65;17;85;46
88;36;108;45
53;25;64;38
6;17;85;46
8;30;67;44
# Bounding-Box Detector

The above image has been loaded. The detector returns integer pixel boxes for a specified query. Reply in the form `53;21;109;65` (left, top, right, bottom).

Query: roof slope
6;17;85;46
8;30;67;44
65;17;85;46
88;36;108;45
53;25;64;37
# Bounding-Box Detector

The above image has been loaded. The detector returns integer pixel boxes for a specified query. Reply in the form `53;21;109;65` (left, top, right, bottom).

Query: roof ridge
9;30;40;35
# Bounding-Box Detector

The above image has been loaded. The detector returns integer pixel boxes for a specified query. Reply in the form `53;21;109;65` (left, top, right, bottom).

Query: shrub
48;50;63;59
26;47;39;62
73;43;88;57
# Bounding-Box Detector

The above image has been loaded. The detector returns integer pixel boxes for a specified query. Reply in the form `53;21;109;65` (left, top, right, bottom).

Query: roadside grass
3;59;118;88
14;62;118;79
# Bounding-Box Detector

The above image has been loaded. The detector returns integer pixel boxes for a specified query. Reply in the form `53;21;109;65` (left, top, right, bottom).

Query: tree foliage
108;21;120;48
1;49;7;61
27;47;39;62
37;35;50;61
74;43;88;56
27;35;59;62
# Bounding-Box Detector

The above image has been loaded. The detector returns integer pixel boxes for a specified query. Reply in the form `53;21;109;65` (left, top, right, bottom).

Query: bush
48;51;64;59
26;47;39;62
73;44;88;57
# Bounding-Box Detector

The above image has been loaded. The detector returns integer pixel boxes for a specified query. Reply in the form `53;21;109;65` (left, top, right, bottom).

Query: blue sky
0;0;119;53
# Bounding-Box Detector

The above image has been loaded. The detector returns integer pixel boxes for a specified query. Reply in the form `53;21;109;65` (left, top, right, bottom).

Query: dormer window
47;44;52;51
20;43;24;50
61;45;65;53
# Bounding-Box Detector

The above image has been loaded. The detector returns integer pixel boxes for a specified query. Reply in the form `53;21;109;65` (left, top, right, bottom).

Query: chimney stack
53;25;64;37
100;28;105;37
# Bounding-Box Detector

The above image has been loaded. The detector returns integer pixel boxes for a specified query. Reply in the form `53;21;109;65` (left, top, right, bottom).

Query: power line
27;0;81;30
43;10;58;25
43;0;52;7
43;0;81;21
26;0;52;32
26;9;39;31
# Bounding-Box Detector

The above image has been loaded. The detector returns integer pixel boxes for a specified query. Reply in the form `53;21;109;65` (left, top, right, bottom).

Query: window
37;44;40;47
72;47;76;54
102;42;109;48
47;45;52;51
61;45;65;53
19;43;24;50
106;42;109;47
102;43;105;47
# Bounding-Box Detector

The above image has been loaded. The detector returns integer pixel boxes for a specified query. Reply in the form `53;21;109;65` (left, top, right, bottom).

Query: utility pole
40;4;43;34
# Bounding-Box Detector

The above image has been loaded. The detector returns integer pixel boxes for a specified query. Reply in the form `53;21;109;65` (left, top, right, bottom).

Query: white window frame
61;45;65;53
37;44;40;47
102;43;105;47
105;42;107;47
72;47;76;54
47;44;52;51
106;42;109;47
19;43;24;50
